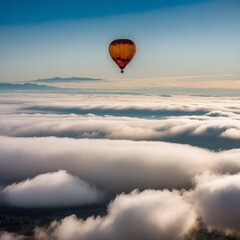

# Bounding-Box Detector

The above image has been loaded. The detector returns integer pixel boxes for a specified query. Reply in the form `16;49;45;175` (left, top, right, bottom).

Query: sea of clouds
0;92;240;239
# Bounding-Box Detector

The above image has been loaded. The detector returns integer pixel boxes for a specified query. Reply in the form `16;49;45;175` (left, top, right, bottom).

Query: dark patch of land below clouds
0;204;107;236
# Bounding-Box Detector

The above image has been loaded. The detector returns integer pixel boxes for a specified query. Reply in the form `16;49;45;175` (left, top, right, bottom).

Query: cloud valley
0;93;240;239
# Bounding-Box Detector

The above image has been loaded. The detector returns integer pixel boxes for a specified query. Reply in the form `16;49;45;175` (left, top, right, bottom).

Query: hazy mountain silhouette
0;83;59;91
33;77;106;83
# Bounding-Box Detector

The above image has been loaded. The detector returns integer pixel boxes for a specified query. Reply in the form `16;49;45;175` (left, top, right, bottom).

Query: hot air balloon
109;39;136;73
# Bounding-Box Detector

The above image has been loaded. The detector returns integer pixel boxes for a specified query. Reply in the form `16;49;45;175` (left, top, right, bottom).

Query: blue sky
0;0;240;87
0;0;213;25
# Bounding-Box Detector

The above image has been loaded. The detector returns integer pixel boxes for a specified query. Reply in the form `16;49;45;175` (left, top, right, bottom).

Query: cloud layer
1;136;240;194
194;172;240;233
2;176;240;239
2;170;104;208
0;114;240;150
0;93;240;239
30;190;197;240
1;93;240;151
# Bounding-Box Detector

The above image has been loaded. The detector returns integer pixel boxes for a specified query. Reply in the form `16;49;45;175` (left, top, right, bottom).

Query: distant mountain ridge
32;77;106;83
0;83;59;91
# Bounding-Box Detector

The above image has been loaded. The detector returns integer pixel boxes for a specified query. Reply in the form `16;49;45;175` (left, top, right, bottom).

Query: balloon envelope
109;39;136;73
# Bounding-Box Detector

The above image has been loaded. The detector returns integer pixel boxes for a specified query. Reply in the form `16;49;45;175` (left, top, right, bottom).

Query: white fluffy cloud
1;93;240;116
2;175;240;239
2;170;104;207
0;136;212;192
32;190;197;240
0;136;240;194
221;128;240;139
194;172;240;234
1;114;240;141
